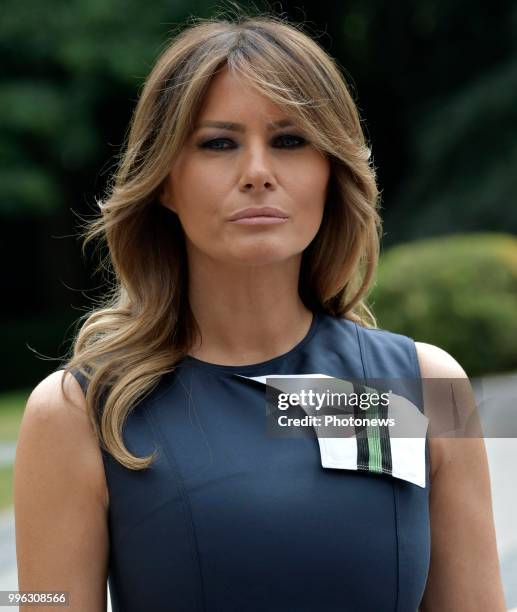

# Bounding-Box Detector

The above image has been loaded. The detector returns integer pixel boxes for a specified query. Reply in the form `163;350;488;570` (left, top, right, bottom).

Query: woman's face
160;67;331;267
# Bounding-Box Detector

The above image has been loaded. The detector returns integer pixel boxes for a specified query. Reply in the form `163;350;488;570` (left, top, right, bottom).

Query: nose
238;141;277;193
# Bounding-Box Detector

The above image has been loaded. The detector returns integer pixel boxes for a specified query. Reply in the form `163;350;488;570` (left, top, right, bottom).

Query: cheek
293;168;329;215
172;163;221;223
294;153;330;195
291;171;329;239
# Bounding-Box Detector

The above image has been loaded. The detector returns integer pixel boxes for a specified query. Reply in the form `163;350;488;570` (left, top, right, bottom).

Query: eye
198;134;308;151
199;138;235;151
274;134;307;148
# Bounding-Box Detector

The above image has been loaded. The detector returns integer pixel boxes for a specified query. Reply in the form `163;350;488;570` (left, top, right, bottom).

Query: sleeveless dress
65;308;431;612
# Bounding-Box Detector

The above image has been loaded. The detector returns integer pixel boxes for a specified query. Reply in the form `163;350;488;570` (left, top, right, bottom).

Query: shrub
369;232;517;377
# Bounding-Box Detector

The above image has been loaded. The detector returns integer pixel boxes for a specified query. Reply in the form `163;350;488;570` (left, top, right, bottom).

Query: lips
228;206;289;221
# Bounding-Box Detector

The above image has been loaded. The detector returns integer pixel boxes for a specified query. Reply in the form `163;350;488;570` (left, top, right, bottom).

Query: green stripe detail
366;402;383;473
367;422;383;473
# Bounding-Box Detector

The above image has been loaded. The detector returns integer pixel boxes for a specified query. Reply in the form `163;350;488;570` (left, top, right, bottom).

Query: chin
226;243;300;267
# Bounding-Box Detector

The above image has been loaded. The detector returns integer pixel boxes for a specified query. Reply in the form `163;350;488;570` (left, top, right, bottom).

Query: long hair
61;10;382;470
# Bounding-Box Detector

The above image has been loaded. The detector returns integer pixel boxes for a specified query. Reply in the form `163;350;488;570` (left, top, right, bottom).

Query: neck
186;250;314;365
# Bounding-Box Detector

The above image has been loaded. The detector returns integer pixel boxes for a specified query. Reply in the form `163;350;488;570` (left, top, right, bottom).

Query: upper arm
14;369;109;611
415;342;506;611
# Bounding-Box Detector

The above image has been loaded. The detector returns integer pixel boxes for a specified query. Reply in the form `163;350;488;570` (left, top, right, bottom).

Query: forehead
197;67;287;122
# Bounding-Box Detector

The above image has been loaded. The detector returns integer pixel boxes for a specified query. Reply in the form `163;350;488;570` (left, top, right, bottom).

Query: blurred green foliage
383;54;517;243
0;465;14;510
0;0;198;217
0;391;25;509
0;389;28;442
370;233;517;377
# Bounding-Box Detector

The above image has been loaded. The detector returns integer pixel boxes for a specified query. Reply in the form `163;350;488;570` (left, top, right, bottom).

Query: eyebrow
194;119;295;133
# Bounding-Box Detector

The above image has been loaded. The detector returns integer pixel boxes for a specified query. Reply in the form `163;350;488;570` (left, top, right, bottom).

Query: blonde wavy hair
60;9;382;470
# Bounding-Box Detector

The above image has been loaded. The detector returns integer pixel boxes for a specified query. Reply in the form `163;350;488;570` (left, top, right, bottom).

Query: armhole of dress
353;322;370;383
65;366;90;397
408;339;431;489
408;338;425;414
62;366;111;475
408;338;422;384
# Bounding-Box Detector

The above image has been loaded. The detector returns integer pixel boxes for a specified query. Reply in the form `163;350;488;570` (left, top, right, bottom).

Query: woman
14;11;506;612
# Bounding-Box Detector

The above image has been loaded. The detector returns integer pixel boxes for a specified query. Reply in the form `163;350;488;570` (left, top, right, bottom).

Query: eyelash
199;134;307;151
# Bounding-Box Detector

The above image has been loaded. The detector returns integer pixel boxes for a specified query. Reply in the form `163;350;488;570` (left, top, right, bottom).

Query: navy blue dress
66;309;430;611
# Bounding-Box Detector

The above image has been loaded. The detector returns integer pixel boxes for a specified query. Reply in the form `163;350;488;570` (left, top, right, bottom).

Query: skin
159;66;331;363
14;370;109;612
14;67;506;610
416;342;507;610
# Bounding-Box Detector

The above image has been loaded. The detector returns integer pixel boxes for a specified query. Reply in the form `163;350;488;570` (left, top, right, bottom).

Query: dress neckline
182;310;321;375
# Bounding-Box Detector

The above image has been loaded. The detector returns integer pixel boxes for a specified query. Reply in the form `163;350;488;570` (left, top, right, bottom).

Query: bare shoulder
413;344;506;609
17;368;108;509
414;341;471;480
14;370;109;609
414;341;467;378
22;368;89;424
